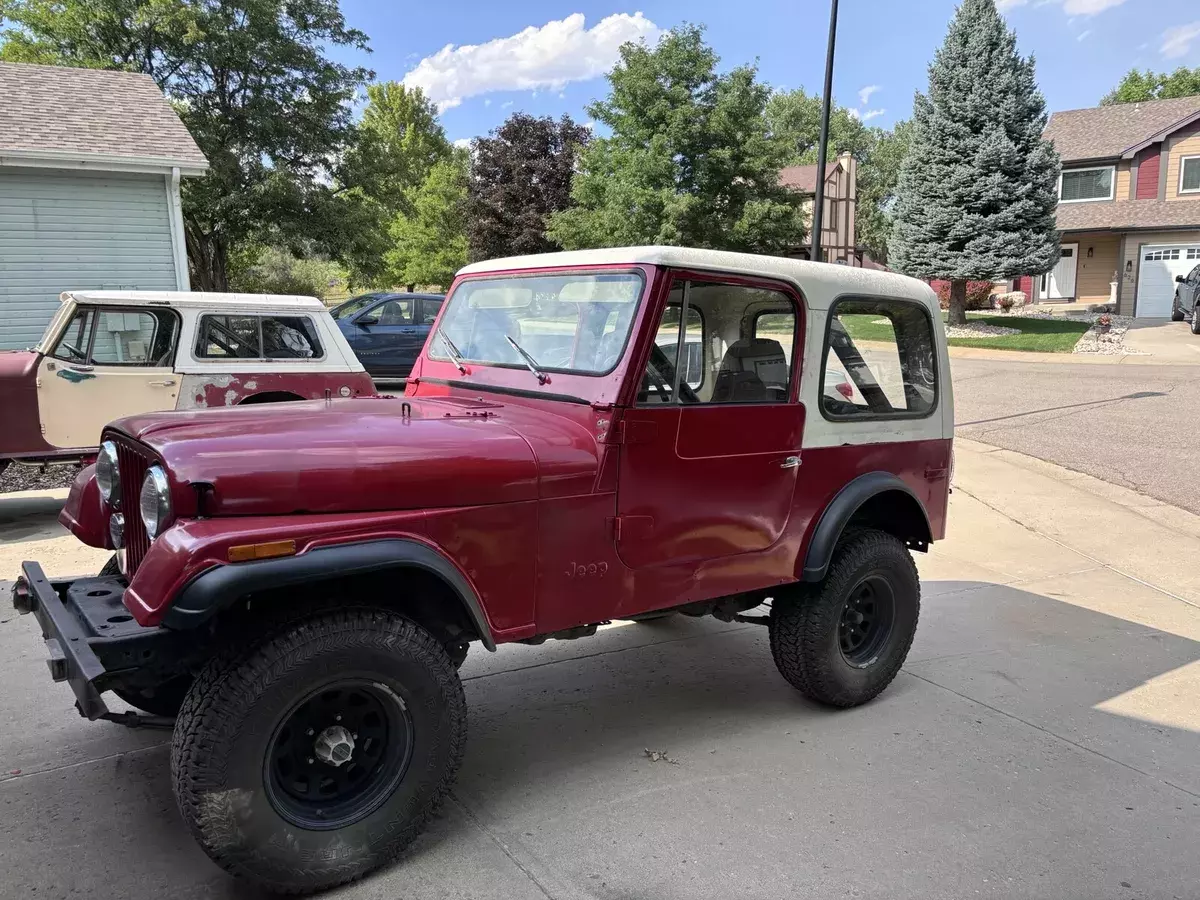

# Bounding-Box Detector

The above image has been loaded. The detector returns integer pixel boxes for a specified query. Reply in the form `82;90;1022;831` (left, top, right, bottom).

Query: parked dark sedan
331;292;444;378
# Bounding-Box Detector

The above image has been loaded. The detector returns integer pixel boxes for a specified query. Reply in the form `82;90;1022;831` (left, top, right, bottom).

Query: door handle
148;379;176;387
66;364;94;373
780;455;801;469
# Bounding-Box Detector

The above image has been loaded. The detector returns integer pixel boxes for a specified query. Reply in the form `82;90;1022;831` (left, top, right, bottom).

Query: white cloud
452;138;472;149
502;100;513;109
857;84;881;106
995;0;1027;10
402;12;660;111
1077;29;1092;41
1161;21;1200;59
862;109;886;122
584;120;595;131
847;108;861;121
483;98;492;107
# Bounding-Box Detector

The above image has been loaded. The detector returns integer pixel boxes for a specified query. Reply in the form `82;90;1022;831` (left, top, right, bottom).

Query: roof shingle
1044;96;1200;162
779;161;839;194
0;62;208;171
1057;197;1200;232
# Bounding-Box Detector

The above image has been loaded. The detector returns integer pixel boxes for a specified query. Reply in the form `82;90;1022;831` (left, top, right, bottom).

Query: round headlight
96;441;120;506
139;466;171;540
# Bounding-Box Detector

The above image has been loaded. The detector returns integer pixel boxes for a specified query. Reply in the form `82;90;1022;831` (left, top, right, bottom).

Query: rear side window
821;298;936;419
420;297;444;323
195;314;323;360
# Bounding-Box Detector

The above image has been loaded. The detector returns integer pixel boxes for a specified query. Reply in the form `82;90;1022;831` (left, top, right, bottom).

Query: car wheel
1172;295;1185;322
171;608;467;893
769;529;919;708
1190;305;1200;335
114;676;192;718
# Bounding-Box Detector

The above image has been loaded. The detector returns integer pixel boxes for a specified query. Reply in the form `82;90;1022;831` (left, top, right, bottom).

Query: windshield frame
428;267;648;379
34;298;78;355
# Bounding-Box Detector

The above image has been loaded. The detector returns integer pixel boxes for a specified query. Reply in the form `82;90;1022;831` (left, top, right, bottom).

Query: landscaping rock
946;322;1021;338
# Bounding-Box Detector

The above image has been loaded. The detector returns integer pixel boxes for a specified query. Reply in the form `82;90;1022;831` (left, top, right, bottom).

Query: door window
419;297;444;324
639;281;797;405
821;299;937;419
195;315;323;360
371;299;414;326
89;310;178;366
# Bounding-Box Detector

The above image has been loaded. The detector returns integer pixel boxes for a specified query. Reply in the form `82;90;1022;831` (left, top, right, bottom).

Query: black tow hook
100;711;176;730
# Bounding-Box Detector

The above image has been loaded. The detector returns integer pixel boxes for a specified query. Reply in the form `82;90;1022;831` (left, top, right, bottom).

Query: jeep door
614;275;805;570
36;305;181;449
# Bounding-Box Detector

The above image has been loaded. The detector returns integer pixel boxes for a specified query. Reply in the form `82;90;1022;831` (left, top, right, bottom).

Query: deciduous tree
386;151;468;290
466;113;590;262
1101;67;1200;105
547;25;805;254
889;0;1059;325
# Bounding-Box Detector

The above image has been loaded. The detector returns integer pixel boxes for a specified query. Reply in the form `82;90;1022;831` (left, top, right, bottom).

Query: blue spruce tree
889;0;1060;325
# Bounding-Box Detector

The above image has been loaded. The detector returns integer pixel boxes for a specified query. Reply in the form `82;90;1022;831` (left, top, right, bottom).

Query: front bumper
12;562;187;719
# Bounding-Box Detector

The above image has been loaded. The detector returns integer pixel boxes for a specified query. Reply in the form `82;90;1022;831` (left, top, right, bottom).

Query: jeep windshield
431;271;644;376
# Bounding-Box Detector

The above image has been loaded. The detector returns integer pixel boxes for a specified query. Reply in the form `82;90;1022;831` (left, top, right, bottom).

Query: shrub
932;280;998;310
229;246;347;301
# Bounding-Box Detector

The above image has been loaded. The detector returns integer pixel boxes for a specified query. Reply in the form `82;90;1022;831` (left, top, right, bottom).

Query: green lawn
840;312;1090;353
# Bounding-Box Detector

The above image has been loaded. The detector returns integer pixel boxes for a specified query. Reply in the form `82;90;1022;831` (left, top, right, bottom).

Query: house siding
1073;233;1120;305
1120;229;1200;316
1135;148;1161;200
1115;161;1132;201
1166;119;1200;201
0;167;180;350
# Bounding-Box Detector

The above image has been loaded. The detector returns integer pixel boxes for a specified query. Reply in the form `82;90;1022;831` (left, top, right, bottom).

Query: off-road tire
171;608;467;894
99;555;120;577
770;529;919;708
1172;296;1185;322
113;676;192;718
1191;305;1200;335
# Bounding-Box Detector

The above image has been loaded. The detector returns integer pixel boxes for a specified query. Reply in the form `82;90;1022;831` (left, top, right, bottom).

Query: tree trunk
947;278;968;326
184;221;230;292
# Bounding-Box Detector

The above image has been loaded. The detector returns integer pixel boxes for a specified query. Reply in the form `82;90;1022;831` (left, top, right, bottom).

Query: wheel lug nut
335;715;342;722
306;728;314;736
307;757;314;764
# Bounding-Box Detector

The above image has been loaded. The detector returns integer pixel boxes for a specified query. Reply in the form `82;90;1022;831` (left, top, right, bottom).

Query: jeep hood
112;397;544;516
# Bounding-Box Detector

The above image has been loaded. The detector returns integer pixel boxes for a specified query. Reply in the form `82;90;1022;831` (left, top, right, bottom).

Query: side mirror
356;315;379;327
1177;275;1187;283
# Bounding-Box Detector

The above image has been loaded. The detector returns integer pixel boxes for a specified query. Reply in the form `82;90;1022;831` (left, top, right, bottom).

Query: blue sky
333;0;1200;144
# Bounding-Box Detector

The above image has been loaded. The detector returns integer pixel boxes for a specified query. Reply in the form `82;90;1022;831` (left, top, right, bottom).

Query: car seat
711;338;788;403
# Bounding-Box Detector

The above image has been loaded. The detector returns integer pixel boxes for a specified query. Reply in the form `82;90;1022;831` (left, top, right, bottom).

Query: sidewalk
1;444;1198;899
948;317;1200;365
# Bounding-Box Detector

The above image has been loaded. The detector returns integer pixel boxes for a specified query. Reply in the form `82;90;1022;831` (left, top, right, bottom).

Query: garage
1137;243;1200;317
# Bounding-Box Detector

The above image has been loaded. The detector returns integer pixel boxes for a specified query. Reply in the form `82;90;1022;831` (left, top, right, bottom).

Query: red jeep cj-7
14;247;953;893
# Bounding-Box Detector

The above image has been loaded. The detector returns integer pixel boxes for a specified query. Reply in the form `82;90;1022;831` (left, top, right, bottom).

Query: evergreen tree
889;0;1060;324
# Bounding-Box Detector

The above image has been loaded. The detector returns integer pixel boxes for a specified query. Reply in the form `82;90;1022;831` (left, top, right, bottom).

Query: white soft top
61;290;326;311
458;246;935;310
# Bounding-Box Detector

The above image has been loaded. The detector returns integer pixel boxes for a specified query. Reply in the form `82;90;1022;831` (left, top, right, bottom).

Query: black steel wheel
265;680;414;830
838;576;896;666
770;529;919;707
172;608;466;894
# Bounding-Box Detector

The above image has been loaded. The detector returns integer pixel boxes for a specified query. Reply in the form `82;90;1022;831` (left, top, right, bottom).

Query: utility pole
810;0;839;263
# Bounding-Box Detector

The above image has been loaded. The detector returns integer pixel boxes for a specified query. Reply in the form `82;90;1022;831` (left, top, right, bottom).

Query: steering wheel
59;340;85;361
647;344;700;404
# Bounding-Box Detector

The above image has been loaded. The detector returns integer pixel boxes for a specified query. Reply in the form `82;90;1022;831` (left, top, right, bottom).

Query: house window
1145;249;1180;261
1181;156;1200;194
1059;166;1114;203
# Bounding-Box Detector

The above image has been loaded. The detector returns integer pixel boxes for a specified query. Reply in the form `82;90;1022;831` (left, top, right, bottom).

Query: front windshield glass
331;294;380;320
35;299;77;353
433;272;645;375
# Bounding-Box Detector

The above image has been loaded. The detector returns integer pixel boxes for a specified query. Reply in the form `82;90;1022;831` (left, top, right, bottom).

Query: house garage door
1137;244;1200;317
0;168;180;350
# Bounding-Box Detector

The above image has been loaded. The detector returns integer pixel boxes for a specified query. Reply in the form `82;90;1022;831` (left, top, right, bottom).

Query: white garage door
1137;244;1200;317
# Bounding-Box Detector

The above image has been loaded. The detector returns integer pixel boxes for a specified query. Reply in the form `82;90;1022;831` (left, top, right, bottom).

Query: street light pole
810;0;839;264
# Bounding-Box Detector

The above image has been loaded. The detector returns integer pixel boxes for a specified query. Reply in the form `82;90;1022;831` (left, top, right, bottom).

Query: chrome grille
113;438;154;575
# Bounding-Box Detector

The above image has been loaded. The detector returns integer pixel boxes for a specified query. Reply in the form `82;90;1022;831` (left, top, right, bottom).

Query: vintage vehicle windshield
431;271;645;375
34;298;76;354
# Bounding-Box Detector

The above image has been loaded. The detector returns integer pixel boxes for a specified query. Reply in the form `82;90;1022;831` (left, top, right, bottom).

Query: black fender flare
163;538;497;650
800;471;932;583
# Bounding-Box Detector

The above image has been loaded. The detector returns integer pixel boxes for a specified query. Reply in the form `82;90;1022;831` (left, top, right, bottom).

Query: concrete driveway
1;442;1198;899
1122;318;1200;362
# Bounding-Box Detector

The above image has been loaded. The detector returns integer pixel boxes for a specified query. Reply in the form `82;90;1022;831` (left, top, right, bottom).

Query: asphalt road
952;357;1200;514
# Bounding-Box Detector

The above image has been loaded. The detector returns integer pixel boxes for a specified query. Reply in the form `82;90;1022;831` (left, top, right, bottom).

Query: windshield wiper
438;330;467;374
506;335;550;385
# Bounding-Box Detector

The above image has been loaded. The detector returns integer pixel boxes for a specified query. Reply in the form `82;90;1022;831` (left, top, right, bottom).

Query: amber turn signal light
227;539;297;563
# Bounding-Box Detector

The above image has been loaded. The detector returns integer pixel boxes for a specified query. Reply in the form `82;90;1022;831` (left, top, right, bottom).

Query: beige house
779;151;863;265
1021;96;1200;316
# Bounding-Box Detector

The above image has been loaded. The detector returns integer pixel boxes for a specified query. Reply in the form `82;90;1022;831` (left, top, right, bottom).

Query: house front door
1041;244;1079;300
